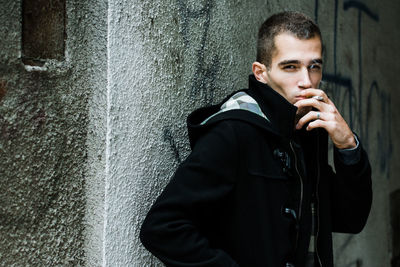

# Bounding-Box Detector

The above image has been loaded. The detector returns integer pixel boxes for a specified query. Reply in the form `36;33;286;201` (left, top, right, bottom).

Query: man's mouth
295;95;307;100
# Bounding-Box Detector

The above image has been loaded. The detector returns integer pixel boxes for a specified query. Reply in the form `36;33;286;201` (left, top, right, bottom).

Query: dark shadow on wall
391;190;400;267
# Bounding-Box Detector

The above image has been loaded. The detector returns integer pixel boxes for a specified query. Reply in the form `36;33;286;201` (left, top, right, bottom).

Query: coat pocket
245;140;292;180
247;155;289;180
247;169;288;180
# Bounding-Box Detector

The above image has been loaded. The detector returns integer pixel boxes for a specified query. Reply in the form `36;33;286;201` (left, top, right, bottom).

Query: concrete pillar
0;0;107;265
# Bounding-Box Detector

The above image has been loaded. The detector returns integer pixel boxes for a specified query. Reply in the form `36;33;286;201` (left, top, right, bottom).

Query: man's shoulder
207;116;264;135
193;118;274;151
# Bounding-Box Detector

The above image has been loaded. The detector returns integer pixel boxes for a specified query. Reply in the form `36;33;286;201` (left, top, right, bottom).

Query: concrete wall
314;1;400;266
105;0;400;266
0;0;107;265
1;0;399;266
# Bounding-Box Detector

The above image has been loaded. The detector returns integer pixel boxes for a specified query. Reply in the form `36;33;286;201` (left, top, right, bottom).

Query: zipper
315;132;323;267
289;140;304;220
289;140;304;256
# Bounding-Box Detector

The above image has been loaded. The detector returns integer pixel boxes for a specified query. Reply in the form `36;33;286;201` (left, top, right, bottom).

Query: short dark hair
256;11;322;68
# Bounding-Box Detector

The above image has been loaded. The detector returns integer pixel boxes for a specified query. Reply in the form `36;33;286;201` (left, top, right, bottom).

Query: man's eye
283;65;296;70
309;64;321;71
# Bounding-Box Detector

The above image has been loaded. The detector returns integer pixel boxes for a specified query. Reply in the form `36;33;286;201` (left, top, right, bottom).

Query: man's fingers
296;110;323;130
294;98;325;110
300;88;328;102
306;119;328;131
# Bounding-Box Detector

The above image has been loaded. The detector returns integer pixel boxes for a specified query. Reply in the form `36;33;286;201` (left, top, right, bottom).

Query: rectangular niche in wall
22;0;66;65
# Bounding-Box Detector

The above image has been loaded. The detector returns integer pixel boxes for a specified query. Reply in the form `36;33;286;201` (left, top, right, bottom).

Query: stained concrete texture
0;0;107;266
1;0;399;266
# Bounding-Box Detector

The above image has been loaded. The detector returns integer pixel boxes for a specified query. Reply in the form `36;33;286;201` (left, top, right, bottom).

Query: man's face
259;32;323;105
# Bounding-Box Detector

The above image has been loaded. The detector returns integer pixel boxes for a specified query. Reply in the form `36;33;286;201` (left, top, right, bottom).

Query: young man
140;11;372;267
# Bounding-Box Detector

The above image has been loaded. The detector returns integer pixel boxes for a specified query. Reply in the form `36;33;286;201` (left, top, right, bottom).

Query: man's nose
297;68;312;89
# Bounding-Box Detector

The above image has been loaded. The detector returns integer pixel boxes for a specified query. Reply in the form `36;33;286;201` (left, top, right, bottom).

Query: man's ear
252;62;268;84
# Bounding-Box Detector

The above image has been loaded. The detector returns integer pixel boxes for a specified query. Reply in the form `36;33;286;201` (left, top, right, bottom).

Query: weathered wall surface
313;1;400;266
105;0;399;266
1;0;399;266
105;0;277;265
0;0;107;266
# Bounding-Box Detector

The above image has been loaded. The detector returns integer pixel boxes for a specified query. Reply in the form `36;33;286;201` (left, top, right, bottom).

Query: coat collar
247;75;298;139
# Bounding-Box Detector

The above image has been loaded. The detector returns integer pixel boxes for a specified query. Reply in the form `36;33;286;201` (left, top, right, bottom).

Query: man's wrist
335;135;357;149
336;135;361;165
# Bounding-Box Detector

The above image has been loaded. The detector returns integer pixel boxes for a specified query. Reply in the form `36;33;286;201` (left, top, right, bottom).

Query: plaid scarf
201;91;270;125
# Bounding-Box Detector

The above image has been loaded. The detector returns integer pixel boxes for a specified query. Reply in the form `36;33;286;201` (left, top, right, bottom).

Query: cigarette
310;95;324;101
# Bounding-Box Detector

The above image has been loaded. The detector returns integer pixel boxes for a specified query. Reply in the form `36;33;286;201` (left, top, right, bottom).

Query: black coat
140;75;372;267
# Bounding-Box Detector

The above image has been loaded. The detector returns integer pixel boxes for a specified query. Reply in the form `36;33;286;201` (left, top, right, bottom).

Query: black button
283;208;297;220
273;148;284;159
274;149;292;175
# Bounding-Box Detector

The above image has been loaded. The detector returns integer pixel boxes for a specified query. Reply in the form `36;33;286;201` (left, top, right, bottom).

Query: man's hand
294;88;356;149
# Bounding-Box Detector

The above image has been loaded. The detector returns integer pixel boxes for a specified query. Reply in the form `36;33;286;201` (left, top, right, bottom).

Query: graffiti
337;235;355;255
176;0;219;104
163;128;182;163
314;0;390;265
315;0;392;179
343;1;380;20
343;0;379;131
344;259;363;267
163;0;219;162
365;81;392;173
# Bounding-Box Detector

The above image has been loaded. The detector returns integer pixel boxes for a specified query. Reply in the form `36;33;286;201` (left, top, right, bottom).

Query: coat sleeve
140;121;240;267
328;136;372;234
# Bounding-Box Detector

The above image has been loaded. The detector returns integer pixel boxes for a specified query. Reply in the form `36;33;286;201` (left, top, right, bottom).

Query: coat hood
187;75;298;148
